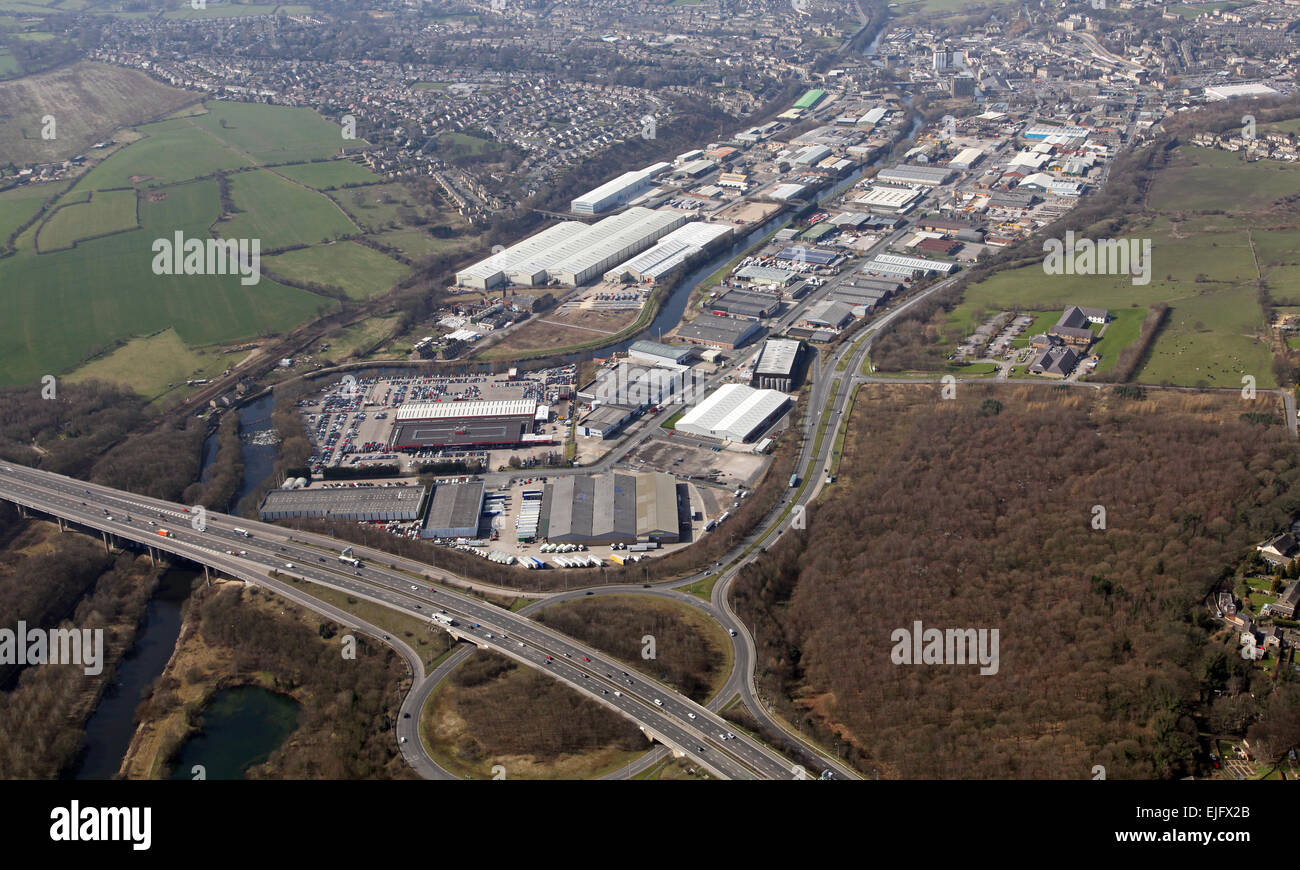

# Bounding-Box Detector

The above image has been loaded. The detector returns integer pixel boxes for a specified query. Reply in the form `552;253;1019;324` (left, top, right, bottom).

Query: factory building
711;288;780;321
259;486;428;522
540;472;683;544
420;481;486;539
752;338;801;391
675;313;763;350
571;162;671;215
388;399;541;449
627;340;696;368
578;361;691;409
875;165;954;186
675;383;790;443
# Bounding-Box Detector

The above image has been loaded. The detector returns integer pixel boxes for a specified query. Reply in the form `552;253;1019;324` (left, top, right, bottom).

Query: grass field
264;241;409;299
0;62;195;166
222;169;356;249
270;159;380;189
330;183;423;233
0;49;18;77
1149;147;1300;212
35;188;137;251
945;142;1295;388
2;96;472;390
0;183;53;244
64;327;231;398
0;177;337;386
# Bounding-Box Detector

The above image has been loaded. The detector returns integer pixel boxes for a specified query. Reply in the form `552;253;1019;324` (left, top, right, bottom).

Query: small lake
168;685;301;780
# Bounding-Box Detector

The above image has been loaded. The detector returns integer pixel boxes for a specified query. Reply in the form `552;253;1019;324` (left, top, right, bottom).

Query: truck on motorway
156;529;173;537
233;528;252;537
339;554;361;567
789;474;799;488
432;613;456;627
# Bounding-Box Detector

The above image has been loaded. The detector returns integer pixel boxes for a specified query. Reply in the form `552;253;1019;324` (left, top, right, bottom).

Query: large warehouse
604;221;733;284
540;471;684;544
420;481;486;539
455;207;687;289
675;383;790;443
388;399;540;449
259;485;428;522
571;162;670;215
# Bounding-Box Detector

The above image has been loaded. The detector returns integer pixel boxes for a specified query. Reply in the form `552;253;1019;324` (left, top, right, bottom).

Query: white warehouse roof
395;399;538;421
675;383;790;442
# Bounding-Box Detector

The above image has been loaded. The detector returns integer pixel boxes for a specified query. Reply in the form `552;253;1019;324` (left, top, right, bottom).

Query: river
72;568;196;780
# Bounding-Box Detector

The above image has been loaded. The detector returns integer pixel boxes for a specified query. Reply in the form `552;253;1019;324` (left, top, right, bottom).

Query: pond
168;685;301;780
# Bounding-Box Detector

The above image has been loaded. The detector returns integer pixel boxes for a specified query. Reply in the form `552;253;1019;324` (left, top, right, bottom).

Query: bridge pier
204;564;211;586
17;504;27;519
57;517;65;533
102;531;110;553
148;547;157;568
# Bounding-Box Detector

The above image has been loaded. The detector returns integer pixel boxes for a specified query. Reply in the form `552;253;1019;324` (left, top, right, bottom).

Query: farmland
938;143;1296;388
35;188;137;251
0;98;474;393
221;169;356;250
264;242;410;300
0;175;337;386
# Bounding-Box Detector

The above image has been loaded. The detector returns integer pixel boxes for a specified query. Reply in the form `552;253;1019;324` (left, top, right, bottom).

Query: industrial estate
2;0;1300;834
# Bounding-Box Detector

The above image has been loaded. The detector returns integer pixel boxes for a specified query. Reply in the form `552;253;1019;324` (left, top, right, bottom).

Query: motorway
0;462;806;781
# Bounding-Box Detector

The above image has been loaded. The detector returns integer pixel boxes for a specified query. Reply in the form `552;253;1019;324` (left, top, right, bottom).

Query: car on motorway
653;698;662;706
285;563;294;569
582;656;591;662
517;641;525;647
414;605;421;610
719;732;727;740
729;629;737;637
409;585;418;591
687;712;696;719
727;732;735;740
399;737;407;744
613;691;621;697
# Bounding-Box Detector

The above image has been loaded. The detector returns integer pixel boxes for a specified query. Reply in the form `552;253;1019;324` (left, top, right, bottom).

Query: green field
1149;147;1300;212
0;50;18;77
0;184;53;245
75;101;366;192
0;177;337;386
946;141;1299;388
264;241;409;299
331;182;425;233
64;327;232;398
35;188;138;251
1;97;470;391
271;159;380;189
222;169;356;249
